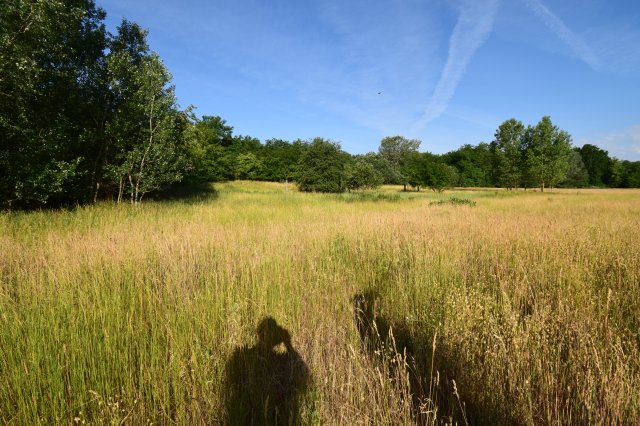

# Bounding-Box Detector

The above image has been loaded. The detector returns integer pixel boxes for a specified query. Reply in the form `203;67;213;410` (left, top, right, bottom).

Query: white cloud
579;125;640;161
520;0;600;69
412;0;499;132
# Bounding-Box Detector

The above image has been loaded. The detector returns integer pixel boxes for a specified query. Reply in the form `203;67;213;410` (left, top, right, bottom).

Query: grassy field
1;181;639;424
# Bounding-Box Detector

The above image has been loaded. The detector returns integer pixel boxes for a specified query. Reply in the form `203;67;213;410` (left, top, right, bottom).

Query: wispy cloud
579;125;640;161
589;25;640;75
520;0;600;69
412;0;499;132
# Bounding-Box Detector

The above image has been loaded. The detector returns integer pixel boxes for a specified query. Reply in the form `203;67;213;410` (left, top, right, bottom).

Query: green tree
186;116;236;182
578;144;611;186
235;152;264;180
199;115;234;147
560;150;589;187
619;161;640;188
424;157;456;192
225;135;263;178
104;21;189;203
296;138;349;193
401;151;426;191
400;152;455;192
523;116;573;192
608;158;624;188
442;143;493;187
0;0;107;207
492;119;525;189
261;139;306;182
346;157;383;192
378;136;421;186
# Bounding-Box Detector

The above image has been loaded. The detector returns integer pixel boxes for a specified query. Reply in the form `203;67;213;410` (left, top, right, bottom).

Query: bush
296;138;349;193
430;197;476;207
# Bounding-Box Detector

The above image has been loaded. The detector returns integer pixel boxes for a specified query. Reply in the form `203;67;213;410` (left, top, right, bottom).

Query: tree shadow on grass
147;182;219;203
353;291;515;425
224;317;311;425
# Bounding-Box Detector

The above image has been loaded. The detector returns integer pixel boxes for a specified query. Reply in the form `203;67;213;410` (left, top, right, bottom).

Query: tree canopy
296;138;349;193
523;116;573;192
0;2;190;206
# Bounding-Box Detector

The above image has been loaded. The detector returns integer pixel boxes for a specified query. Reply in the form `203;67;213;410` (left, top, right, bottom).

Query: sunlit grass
1;182;639;424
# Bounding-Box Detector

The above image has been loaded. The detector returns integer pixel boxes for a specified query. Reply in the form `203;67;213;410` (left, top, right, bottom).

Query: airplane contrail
520;0;600;69
413;0;499;132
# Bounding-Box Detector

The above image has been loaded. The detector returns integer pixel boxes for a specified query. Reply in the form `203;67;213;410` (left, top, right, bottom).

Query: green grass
1;182;639;424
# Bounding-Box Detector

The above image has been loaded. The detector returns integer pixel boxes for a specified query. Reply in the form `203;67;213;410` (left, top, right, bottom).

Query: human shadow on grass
353;291;515;425
224;317;310;425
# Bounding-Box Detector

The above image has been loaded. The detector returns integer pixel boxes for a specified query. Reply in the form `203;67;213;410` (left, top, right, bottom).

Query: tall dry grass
0;181;638;424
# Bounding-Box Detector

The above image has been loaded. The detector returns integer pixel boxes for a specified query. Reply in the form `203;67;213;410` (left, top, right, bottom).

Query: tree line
185;116;640;194
2;1;639;209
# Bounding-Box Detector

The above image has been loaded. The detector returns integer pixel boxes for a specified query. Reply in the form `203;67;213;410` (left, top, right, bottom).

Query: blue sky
99;0;640;160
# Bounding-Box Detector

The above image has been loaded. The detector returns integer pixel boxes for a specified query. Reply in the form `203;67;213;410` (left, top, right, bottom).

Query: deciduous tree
0;0;107;207
104;20;189;203
523;116;572;192
346;157;383;192
378;136;421;186
578;144;612;186
492;119;525;189
296;138;348;193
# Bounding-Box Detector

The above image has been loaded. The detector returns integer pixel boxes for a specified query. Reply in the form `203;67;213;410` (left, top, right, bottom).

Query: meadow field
1;181;639;425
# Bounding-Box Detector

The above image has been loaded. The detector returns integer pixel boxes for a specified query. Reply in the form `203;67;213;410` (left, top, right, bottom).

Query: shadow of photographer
224;317;310;425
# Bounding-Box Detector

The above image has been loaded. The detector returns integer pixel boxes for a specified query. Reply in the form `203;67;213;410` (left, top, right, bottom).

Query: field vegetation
1;181;639;424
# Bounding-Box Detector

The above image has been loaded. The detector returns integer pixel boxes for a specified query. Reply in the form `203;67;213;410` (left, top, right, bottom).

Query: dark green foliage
0;0;108;208
619;161;640;188
607;158;624;188
235;152;264;180
492;119;525;189
346;157;383;192
401;152;455;192
0;2;190;207
523;116;573;192
401;151;426;191
332;193;406;202
430;197;476;207
560;150;589;188
425;161;457;192
260;139;305;182
186;116;236;182
579;144;612;186
442;143;495;187
296;138;349;193
146;182;218;203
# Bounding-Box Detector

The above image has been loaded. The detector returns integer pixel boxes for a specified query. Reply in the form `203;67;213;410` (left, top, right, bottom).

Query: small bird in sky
377;91;382;95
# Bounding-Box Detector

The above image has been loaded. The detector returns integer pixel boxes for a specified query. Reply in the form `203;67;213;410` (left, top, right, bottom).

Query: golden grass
1;181;639;424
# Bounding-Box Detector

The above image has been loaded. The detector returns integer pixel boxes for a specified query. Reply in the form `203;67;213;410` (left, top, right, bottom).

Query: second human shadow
353;290;516;425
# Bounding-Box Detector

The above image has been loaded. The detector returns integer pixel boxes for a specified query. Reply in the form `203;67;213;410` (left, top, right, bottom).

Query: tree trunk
134;95;157;204
117;177;123;204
